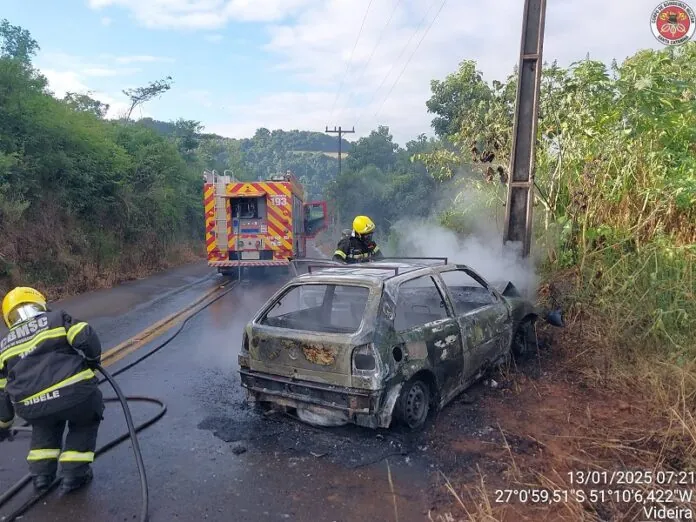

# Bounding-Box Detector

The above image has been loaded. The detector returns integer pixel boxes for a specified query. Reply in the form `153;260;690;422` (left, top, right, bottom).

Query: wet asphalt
0;262;435;522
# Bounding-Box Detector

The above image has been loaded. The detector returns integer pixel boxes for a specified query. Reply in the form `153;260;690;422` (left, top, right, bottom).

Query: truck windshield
260;284;370;334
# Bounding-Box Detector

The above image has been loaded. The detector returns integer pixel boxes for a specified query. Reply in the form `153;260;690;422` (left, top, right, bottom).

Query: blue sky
3;0;670;144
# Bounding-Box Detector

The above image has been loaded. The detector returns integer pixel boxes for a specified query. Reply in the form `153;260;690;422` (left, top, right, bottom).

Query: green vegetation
416;47;695;364
326;44;695;367
325;126;441;236
139;121;351;199
0;25;202;296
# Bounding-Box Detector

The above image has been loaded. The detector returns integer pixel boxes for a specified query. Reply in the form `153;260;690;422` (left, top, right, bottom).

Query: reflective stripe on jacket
0;310;101;422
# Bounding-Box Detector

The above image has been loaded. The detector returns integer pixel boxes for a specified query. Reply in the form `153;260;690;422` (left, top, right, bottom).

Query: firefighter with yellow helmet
333;215;384;263
0;287;104;494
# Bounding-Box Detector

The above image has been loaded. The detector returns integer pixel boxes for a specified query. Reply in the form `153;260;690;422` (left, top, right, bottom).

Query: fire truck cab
203;170;328;275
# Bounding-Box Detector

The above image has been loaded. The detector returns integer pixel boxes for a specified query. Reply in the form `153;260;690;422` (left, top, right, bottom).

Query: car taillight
239;332;251;369
352;344;379;373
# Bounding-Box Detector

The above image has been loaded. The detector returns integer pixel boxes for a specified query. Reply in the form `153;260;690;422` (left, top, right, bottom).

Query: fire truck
203;170;328;275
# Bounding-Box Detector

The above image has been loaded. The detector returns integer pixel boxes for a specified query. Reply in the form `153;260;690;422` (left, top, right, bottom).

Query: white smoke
385;179;542;299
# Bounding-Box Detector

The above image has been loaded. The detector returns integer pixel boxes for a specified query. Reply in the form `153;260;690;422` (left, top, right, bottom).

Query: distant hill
136;118;350;199
138;119;352;153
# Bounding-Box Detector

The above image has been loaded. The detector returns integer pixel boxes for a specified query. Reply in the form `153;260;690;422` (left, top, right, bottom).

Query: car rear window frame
257;282;373;334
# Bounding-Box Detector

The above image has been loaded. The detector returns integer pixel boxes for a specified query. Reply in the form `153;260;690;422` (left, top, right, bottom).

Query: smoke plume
384;181;542;299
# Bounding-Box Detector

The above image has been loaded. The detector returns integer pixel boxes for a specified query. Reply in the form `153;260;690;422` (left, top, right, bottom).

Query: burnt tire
396;378;431;430
512;319;535;357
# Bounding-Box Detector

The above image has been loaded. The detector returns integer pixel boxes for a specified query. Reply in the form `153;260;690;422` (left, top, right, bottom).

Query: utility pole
503;0;547;258
325;125;354;234
325;126;355;177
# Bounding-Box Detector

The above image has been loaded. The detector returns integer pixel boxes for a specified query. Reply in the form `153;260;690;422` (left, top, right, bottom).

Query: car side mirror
544;309;564;328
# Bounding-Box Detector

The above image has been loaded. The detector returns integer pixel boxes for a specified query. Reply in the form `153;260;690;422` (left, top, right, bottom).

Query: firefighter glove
85;357;100;369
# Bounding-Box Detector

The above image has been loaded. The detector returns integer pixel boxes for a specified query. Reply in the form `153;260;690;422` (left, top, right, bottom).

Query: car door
393;275;466;400
437;266;511;378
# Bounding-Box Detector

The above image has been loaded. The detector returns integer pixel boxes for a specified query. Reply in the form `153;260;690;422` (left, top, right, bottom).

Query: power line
372;0;448;121
336;0;404;115
329;0;376;119
352;0;439;128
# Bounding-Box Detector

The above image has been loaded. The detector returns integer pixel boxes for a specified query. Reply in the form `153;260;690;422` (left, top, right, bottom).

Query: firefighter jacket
0;310;101;426
333;235;383;263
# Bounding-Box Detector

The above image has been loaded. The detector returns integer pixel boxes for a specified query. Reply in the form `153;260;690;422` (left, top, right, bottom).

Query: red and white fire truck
203;170;328;275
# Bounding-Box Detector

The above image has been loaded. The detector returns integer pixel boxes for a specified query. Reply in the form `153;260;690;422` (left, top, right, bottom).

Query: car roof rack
378;256;448;264
307;264;403;276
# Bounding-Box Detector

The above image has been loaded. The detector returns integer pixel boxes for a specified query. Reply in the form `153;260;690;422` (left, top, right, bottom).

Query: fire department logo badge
650;1;695;45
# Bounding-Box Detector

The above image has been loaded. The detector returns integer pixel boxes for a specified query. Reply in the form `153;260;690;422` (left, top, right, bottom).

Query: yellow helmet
352;215;375;236
2;287;47;327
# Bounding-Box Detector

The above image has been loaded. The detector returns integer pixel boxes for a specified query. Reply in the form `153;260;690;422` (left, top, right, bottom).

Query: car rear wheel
397;379;430;430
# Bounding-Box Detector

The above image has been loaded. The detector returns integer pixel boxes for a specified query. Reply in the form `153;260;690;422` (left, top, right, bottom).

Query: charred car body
238;258;560;430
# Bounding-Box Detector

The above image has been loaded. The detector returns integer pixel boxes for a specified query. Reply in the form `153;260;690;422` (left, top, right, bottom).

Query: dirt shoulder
422;325;693;522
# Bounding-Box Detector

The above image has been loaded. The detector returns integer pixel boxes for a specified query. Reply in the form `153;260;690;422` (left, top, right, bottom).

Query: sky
2;0;677;145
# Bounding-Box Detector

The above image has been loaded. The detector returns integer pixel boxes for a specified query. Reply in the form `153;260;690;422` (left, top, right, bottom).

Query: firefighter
333;215;384;263
0;287;104;494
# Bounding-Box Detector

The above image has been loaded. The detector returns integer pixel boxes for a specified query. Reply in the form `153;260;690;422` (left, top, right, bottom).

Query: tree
425;60;493;138
63;92;110;118
122;76;173;120
346;125;398;172
0;19;39;64
172;119;203;162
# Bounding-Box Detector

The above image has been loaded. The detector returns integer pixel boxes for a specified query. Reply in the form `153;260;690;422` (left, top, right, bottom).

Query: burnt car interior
439;270;498;315
260;284;370;334
394;276;449;331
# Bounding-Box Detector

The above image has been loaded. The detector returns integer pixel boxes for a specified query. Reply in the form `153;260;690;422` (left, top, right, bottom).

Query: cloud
251;0;663;143
41;69;91;98
86;0;317;28
36;53;161;120
114;55;175;64
83;67;141;77
207;91;342;138
84;0;663;144
41;68;132;119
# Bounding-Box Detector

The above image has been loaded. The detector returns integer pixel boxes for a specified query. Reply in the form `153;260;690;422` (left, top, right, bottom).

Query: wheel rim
405;382;428;428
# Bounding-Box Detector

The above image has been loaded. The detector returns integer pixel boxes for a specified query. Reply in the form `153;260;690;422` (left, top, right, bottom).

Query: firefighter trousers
27;389;104;478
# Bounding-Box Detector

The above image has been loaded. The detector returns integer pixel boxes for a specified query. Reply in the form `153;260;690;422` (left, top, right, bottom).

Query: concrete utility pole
503;0;547;258
325;126;355;177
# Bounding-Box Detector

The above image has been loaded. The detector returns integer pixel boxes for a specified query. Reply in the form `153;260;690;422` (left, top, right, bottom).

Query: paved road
0;262;434;522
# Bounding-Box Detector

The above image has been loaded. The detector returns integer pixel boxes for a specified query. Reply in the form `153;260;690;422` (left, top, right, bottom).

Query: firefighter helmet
2;287;47;327
352;215;375;236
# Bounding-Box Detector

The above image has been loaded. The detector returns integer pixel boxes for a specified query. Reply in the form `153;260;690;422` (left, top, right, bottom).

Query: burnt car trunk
246;326;356;387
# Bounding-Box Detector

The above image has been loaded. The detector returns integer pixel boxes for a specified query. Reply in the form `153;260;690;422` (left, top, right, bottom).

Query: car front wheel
396;379;430;430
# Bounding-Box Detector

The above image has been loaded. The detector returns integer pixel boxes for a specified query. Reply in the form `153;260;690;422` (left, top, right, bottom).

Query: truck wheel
396;378;430;430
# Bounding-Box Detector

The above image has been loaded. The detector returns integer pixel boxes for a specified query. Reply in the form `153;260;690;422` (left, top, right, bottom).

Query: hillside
137;119;351;198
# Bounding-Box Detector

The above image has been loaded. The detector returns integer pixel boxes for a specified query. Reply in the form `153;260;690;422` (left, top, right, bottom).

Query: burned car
238;258;560;430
